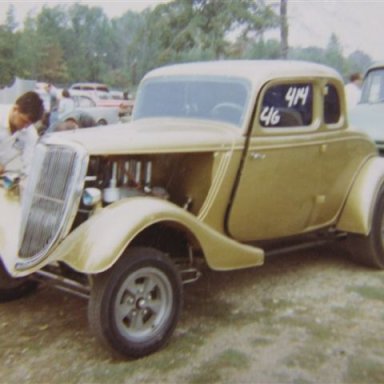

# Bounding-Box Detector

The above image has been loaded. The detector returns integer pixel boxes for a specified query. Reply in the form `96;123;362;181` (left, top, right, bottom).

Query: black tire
88;247;182;358
96;119;107;126
0;259;38;302
347;186;384;269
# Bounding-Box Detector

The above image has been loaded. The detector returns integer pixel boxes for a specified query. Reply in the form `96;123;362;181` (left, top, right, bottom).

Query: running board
34;269;90;300
265;231;347;258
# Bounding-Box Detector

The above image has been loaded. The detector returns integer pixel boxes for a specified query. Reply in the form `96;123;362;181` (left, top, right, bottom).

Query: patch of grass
185;296;257;327
344;356;384;383
348;285;384;302
284;344;327;371
251;298;292;325
250;337;273;347
148;327;210;373
81;326;211;383
187;349;250;384
332;306;359;319
43;362;136;384
280;316;335;341
359;337;384;358
289;377;312;384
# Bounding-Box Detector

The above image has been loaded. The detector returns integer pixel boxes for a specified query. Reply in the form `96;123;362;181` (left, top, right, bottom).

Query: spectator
45;110;97;133
0;91;44;177
345;72;363;109
58;89;75;119
45;83;60;126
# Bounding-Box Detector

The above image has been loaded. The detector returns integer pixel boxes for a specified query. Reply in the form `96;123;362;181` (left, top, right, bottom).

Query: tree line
0;0;373;91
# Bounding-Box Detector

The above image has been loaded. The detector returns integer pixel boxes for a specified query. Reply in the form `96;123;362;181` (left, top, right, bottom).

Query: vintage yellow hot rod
1;60;384;358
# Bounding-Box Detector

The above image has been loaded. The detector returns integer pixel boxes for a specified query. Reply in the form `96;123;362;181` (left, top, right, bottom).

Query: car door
311;81;376;226
228;80;324;242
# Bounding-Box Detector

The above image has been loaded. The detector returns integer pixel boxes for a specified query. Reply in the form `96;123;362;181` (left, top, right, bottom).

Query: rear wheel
348;187;384;269
96;119;107;126
88;247;182;358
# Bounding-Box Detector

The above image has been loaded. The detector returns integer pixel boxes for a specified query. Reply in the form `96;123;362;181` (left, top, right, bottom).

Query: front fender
0;187;21;275
50;197;264;273
337;157;384;235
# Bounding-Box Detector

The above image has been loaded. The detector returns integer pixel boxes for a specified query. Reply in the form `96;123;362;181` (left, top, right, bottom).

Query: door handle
250;152;266;160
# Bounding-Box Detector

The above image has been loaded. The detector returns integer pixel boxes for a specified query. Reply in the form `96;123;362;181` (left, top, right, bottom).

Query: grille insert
19;143;87;263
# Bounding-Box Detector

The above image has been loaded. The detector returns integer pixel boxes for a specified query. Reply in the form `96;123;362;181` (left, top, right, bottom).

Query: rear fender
337;157;384;235
50;197;264;273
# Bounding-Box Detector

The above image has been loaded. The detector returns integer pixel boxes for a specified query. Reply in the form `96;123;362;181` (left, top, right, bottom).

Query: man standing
0;91;44;177
345;72;363;110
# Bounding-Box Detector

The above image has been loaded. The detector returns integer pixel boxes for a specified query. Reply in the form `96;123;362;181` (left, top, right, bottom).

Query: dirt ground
1;243;384;384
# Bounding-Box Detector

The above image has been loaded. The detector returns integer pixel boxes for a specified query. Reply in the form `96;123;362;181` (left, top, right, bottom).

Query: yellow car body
1;60;383;358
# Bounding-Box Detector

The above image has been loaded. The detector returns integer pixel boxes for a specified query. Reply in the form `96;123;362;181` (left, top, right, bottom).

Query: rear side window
260;83;313;128
324;83;341;124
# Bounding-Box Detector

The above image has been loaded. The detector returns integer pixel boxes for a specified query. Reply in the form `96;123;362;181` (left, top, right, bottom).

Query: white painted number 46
260;106;280;126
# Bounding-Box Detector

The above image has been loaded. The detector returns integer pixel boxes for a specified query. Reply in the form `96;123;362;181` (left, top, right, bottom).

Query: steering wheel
211;102;243;124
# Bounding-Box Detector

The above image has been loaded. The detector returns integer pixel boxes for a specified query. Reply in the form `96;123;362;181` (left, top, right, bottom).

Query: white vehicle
69;82;110;97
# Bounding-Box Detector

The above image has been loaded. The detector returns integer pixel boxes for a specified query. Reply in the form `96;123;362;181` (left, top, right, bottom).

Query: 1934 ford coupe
1;60;384;358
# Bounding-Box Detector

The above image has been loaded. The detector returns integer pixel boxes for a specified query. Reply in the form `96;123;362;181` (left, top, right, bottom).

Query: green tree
66;4;112;82
0;26;17;87
15;13;40;79
0;5;20;86
0;0;375;88
289;46;326;63
236;38;281;59
280;0;288;58
5;4;18;32
122;0;279;82
347;50;372;75
325;33;347;75
33;6;70;82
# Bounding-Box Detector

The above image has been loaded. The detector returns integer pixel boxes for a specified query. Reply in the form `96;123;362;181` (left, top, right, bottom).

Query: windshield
360;68;384;103
133;76;251;127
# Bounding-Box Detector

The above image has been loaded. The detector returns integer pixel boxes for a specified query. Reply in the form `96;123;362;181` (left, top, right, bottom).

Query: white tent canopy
0;77;36;104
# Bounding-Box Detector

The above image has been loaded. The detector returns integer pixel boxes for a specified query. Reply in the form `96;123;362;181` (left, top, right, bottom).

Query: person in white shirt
0;91;44;177
58;88;75;119
345;72;363;110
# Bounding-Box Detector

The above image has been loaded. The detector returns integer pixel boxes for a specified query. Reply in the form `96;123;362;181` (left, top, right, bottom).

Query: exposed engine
85;156;170;205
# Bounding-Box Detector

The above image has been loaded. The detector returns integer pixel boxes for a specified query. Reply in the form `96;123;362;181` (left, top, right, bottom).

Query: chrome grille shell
17;140;88;269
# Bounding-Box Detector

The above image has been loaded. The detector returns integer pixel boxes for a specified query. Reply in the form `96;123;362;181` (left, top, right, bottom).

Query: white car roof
143;60;342;85
70;83;109;91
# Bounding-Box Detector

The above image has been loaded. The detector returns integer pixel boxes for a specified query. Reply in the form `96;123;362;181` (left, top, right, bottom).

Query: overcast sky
286;1;384;61
0;0;168;21
1;0;383;61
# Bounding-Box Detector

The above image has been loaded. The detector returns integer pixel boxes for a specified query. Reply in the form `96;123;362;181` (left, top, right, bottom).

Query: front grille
18;142;88;265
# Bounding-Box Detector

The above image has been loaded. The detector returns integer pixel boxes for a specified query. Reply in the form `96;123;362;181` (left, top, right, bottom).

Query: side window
361;69;384;103
260;83;313;128
324;83;341;124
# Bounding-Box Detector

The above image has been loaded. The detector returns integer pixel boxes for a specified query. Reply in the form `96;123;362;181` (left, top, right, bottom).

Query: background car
45;109;98;133
44;94;121;133
69;82;110;96
349;62;384;154
70;89;132;117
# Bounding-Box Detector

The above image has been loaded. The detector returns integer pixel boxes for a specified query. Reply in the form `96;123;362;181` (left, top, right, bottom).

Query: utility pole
280;0;288;59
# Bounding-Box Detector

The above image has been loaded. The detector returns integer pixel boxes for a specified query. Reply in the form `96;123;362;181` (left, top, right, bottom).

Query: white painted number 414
285;86;309;107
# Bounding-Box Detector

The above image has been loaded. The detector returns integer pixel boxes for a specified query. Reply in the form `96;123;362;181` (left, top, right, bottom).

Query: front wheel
0;259;38;302
88;247;182;358
347;186;384;269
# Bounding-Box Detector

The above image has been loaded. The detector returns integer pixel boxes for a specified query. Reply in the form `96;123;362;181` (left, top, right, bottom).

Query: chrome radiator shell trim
16;140;89;270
